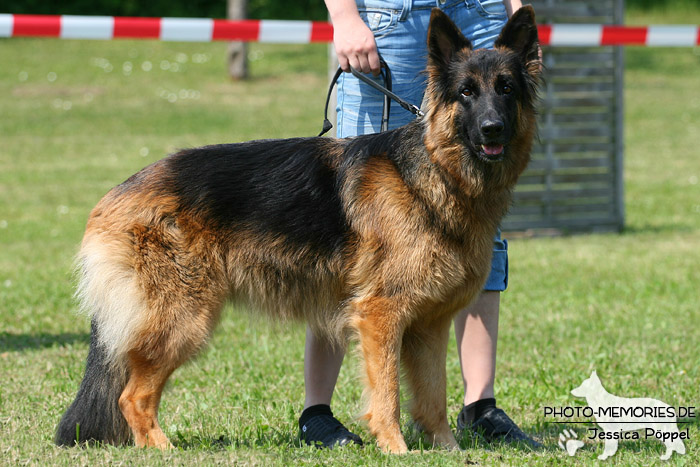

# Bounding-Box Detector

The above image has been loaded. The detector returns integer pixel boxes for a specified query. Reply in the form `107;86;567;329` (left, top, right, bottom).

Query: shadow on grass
458;433;552;454
0;331;89;351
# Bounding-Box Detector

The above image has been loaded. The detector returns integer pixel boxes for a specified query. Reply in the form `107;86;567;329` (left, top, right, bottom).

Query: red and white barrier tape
0;15;334;43
1;14;699;46
538;24;700;47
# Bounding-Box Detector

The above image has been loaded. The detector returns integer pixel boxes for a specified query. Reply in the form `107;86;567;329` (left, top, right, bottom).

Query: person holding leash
299;0;541;449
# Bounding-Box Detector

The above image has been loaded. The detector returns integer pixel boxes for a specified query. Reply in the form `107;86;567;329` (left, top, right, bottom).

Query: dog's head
424;7;541;194
571;370;603;398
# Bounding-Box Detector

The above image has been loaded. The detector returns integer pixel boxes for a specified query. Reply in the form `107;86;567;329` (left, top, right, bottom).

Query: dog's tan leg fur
353;296;408;454
118;352;175;448
401;314;459;450
117;299;221;450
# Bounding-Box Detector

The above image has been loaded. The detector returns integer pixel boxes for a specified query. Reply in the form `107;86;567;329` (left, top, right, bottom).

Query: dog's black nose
480;120;504;137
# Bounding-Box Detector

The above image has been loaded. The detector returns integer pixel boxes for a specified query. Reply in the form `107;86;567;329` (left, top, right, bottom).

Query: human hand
332;13;381;75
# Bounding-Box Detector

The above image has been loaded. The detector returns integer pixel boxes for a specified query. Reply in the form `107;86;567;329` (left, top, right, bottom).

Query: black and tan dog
56;7;541;453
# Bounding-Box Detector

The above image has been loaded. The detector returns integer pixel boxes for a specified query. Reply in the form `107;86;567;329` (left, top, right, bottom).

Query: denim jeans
336;0;509;291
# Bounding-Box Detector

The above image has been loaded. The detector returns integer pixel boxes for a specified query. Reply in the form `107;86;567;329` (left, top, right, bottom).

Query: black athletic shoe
299;406;363;449
458;404;542;449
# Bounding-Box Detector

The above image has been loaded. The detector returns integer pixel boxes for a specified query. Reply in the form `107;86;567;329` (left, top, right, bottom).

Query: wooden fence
503;0;625;233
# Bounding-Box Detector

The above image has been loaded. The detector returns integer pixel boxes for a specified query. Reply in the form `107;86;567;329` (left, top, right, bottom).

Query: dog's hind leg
352;296;408;454
117;296;223;449
116;223;227;448
117;308;218;449
401;314;459;450
118;352;176;448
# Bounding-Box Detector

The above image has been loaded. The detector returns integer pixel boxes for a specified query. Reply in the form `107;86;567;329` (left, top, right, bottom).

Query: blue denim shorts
336;0;509;291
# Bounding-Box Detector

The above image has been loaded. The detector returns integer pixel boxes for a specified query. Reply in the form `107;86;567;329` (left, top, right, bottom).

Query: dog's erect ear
494;5;539;64
428;8;472;70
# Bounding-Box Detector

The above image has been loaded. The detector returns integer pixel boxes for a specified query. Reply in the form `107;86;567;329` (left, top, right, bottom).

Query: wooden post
227;0;248;80
613;0;625;231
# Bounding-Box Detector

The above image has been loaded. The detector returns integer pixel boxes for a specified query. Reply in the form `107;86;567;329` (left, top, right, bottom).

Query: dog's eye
502;85;512;94
461;88;473;97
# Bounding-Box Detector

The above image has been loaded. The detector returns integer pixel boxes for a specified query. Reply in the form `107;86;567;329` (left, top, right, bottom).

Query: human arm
503;0;523;18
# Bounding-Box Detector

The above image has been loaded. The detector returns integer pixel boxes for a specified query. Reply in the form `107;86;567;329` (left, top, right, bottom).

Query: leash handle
318;59;423;137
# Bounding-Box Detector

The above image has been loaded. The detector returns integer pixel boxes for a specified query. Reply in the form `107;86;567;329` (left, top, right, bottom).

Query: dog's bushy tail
55;318;131;446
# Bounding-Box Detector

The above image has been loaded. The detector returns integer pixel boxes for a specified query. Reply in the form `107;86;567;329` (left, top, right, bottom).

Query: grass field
1;6;699;466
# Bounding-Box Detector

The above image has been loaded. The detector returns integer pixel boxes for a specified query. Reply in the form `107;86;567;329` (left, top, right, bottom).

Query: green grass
1;6;699;464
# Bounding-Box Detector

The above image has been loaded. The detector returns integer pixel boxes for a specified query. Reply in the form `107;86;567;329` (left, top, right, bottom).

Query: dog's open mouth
479;144;505;162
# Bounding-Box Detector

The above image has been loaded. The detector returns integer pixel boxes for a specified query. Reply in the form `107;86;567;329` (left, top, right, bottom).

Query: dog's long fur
56;8;541;453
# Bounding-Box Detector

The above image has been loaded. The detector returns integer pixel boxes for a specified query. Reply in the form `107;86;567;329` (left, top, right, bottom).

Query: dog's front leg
401;314;458;450
353;296;408;454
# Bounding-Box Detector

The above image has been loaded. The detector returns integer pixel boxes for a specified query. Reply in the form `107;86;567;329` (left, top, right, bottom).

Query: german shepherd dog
56;7;541;453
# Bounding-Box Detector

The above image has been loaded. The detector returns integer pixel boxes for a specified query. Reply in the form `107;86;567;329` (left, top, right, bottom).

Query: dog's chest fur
339;129;510;319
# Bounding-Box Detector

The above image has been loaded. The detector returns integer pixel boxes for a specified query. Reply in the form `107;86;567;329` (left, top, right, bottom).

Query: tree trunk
227;0;248;80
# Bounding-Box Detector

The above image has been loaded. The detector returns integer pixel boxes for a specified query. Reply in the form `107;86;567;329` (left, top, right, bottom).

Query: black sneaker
299;405;363;449
458;403;541;449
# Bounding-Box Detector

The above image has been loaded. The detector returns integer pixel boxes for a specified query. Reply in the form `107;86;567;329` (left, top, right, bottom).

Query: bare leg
454;292;540;447
453;292;500;406
303;326;345;409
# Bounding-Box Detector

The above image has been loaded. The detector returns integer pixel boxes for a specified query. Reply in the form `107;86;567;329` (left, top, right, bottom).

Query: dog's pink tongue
483;144;504;156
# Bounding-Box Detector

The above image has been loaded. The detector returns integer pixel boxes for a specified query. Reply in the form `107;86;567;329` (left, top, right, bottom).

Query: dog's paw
558;429;584;457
